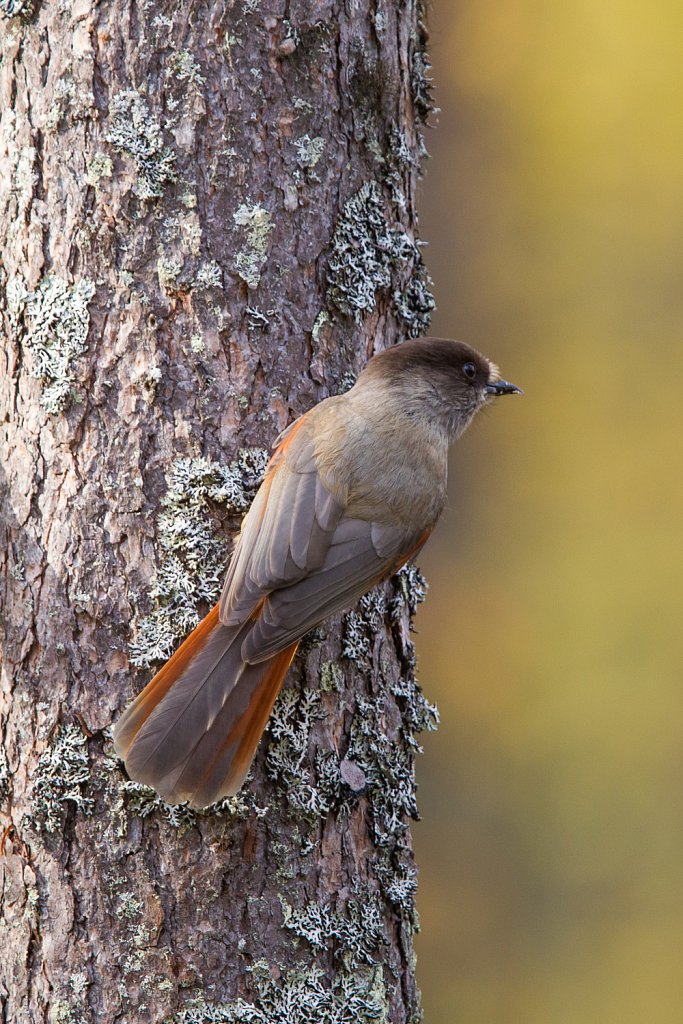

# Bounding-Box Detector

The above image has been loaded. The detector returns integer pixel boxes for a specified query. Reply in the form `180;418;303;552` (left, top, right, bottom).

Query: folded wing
221;408;429;663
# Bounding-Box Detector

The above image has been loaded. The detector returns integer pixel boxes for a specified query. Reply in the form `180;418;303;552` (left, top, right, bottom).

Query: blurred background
414;1;683;1021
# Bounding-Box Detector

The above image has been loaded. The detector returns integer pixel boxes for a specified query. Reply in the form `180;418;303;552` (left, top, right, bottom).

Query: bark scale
0;1;437;1021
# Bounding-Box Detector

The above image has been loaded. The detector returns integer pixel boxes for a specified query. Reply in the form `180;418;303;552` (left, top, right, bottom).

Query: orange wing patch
114;604;221;757
188;640;300;803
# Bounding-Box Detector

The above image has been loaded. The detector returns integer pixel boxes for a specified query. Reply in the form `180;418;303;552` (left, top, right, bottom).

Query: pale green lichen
326;182;395;319
293;97;314;114
388;565;439;745
294;134;325;168
390;667;439;752
345;696;418;848
311;310;330;345
326;181;434;336
130;450;268;667
375;852;420;927
281;885;386;967
45;77;96;133
26;724;94;835
393;258;435;338
268;566;435;836
342;612;372;664
69;973;89;998
122;947;146;975
116;893;143;920
12;275;96;413
6;276;29;325
9;560;25;581
296;624;326;659
266;687;335;819
167;49;206;85
177;210;202;256
112;761;267;831
170;961;389;1024
335;568;438;849
86;154;113;187
233;203;273;289
388;126;415;170
391;563;429;620
107;90;176;199
271;840;297;883
195;260;223;289
50;999;86;1024
342;589;387;667
246;305;274;331
152;13;174;30
25;885;40;923
319;660;344;693
157;255;182;291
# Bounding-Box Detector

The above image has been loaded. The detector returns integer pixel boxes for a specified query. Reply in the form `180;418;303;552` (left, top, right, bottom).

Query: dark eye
462;361;477;381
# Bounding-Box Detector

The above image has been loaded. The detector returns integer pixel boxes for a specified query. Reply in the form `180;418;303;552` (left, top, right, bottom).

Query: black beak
486;379;523;396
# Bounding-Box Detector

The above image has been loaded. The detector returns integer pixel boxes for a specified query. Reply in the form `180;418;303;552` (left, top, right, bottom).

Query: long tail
113;605;298;807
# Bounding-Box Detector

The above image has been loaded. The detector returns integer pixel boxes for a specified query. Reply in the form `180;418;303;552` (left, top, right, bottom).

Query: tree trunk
0;1;437;1021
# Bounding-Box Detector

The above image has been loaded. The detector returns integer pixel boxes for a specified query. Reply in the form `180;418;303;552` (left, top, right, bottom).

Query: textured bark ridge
0;1;437;1020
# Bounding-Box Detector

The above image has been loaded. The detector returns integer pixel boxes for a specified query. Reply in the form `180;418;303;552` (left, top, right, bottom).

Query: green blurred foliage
414;2;683;1021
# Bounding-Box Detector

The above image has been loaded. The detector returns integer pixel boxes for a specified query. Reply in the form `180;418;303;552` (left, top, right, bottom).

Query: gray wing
219;412;345;626
241;517;421;662
219;410;424;664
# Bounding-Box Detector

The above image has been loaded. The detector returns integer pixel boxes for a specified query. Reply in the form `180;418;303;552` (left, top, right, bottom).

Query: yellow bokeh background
415;2;683;1021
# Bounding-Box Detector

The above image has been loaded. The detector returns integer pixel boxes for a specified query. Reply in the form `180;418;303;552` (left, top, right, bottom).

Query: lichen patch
325;181;434;336
294;134;326;169
24;724;94;835
107;90;177;200
233;203;274;289
171;960;389;1023
11;274;96;413
129;451;268;667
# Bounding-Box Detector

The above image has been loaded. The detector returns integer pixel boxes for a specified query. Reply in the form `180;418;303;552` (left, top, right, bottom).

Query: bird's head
359;337;522;441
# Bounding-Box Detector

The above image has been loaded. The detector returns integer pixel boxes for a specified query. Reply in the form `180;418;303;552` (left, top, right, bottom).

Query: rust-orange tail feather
113;605;298;807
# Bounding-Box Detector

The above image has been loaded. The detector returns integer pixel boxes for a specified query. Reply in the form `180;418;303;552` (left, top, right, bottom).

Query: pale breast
310;387;449;531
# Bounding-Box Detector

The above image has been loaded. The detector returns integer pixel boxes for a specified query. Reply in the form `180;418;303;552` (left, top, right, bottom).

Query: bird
113;337;521;807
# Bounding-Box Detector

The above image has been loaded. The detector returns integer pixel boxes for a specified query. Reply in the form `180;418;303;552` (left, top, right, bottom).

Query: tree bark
0;1;437;1021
